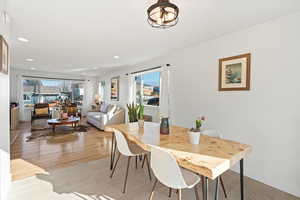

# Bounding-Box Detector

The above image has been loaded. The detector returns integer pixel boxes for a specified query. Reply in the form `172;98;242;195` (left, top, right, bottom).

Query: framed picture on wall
0;35;9;74
219;53;251;91
111;76;120;101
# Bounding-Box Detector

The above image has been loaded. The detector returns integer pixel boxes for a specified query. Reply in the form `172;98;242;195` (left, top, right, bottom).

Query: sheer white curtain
159;65;171;122
128;74;135;104
17;75;25;120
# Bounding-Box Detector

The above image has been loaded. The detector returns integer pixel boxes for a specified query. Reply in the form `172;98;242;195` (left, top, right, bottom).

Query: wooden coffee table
47;117;80;133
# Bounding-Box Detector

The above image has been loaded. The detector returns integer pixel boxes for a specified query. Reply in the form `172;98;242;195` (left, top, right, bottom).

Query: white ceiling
7;0;300;76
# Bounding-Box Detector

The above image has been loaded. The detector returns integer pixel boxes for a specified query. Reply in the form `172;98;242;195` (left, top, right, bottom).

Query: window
22;78;85;106
134;71;160;106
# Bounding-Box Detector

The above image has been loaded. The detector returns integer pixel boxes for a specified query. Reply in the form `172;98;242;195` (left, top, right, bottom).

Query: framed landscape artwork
219;53;251;91
0;35;9;74
111;76;120;101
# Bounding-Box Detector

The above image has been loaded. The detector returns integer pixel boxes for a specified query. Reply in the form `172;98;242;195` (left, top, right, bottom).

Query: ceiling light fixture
17;37;29;42
26;58;34;62
30;67;36;70
147;0;179;29
113;55;120;59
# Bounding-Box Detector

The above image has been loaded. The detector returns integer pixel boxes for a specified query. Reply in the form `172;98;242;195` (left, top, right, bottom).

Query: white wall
0;0;11;199
99;12;300;197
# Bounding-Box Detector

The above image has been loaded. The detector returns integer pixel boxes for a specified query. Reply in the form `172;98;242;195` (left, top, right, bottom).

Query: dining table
105;122;252;200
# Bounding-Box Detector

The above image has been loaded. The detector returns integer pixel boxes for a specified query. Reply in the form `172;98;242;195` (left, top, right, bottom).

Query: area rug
27;124;91;142
8;157;299;200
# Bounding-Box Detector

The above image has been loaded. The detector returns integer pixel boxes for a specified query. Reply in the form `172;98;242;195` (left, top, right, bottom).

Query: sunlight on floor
74;193;116;200
11;158;48;181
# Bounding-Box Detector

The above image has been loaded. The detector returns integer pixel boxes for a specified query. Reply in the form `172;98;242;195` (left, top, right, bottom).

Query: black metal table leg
205;177;208;200
214;176;220;200
240;159;244;200
201;176;205;200
135;156;138;169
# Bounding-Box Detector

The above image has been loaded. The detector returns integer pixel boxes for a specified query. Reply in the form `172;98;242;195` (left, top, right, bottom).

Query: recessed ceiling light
93;67;99;70
30;67;36;70
113;55;120;59
26;58;34;62
17;37;29;42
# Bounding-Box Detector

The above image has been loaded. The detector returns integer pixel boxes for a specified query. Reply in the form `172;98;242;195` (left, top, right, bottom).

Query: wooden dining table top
105;122;252;180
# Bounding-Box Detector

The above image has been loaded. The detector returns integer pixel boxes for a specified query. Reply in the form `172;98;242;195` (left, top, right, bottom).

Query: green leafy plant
127;102;139;122
196;119;202;130
190;116;206;132
137;104;144;120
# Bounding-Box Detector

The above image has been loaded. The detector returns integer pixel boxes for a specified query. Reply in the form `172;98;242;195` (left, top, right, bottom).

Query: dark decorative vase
160;117;170;135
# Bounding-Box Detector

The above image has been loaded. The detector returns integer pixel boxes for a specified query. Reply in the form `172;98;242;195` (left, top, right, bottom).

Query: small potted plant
137;104;144;128
188;116;206;144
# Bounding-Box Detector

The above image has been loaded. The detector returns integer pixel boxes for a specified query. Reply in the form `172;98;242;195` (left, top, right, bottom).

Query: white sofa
87;103;125;130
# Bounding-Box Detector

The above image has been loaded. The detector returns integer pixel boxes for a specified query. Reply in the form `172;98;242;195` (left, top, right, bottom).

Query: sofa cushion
107;104;117;116
35;107;49;115
100;103;109;113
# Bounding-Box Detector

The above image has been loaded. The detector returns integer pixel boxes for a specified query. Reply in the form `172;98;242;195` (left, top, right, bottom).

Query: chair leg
110;152;121;178
123;156;131;193
135;156;138;169
149;178;158;200
142;154;146;168
110;133;115;170
220;176;228;198
168;188;172;198
145;154;152;181
178;189;182;200
139;155;143;161
194;183;200;200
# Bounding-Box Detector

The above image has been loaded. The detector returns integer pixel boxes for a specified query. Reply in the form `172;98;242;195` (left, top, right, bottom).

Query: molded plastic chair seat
149;145;201;200
128;142;147;155
110;130;152;193
181;168;201;189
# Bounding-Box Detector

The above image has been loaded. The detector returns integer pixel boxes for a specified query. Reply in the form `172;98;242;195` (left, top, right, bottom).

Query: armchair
31;103;52;126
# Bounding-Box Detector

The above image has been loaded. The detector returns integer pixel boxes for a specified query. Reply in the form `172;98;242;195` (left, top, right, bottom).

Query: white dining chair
110;129;152;193
149;145;201;200
202;129;228;198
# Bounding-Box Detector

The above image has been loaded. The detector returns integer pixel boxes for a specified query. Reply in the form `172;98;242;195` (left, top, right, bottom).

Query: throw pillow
107;104;117;116
100;103;108;113
35;107;48;115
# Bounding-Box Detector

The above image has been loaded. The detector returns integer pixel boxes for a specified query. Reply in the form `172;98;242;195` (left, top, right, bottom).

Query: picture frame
219;53;251;91
0;35;9;74
111;76;120;101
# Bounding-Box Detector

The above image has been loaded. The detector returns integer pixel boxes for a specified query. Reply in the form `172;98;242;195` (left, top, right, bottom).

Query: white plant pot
138;119;144;128
188;131;201;144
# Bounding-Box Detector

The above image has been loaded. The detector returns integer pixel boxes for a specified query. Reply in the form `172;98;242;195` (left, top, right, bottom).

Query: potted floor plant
127;102;138;123
188;116;206;144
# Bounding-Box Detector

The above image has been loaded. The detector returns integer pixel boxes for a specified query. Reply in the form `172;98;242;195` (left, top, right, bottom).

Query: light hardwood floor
10;119;299;199
11;119;112;181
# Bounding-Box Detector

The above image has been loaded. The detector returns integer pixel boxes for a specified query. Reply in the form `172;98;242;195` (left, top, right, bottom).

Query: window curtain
159;65;172;122
17;75;25;121
128;74;135;104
